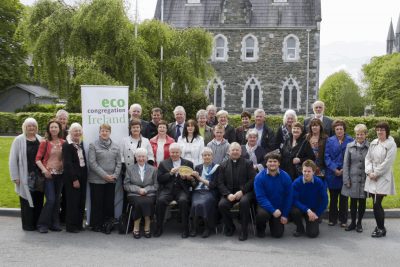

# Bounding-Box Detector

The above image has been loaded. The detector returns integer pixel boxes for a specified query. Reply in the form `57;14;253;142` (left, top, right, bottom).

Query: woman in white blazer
365;122;397;238
177;119;204;166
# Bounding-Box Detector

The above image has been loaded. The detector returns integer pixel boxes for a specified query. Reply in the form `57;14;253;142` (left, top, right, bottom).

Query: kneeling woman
124;148;158;238
190;147;220;238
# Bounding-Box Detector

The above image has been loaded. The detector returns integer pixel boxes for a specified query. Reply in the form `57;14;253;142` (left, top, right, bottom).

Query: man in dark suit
218;142;256;241
167;105;186;141
303;100;334;136
154;143;195;238
249;109;276;153
129;103;148;136
142;107;162;139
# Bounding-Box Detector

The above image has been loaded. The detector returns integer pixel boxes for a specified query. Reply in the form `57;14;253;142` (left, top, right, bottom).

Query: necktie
176;124;181;141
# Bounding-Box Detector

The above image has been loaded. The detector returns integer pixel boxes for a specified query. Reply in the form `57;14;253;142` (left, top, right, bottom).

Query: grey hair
56;109;69;118
216;110;228;118
229;142;242;151
354;124;368;134
196;109;207;119
254;108;265;117
173;106;186;115
134;147;148;158
22;117;38;135
246;128;259;140
201;147;214;156
169;142;182;152
283;109;298;124
312;100;325;109
206;104;217;112
69;122;82;132
129;103;142;113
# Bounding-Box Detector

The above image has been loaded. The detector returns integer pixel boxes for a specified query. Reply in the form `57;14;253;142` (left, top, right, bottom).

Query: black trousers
60;186;66;223
37;174;63;230
328;189;348;224
370;194;385;229
218;192;253;232
20;191;44;231
156;188;190;231
90;183;115;228
349;197;366;225
65;174;87;231
256;205;284;238
290;207;320;238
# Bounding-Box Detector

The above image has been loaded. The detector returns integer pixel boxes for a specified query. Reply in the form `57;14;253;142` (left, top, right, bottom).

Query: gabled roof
154;0;321;29
12;84;58;99
387;20;395;41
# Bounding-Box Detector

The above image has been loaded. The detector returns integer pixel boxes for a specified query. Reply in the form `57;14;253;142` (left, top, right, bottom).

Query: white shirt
177;136;204;166
156;139;166;166
139;165;145;182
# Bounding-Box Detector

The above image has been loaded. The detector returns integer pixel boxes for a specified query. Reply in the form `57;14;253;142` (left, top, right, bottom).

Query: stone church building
386;14;400;54
155;0;322;114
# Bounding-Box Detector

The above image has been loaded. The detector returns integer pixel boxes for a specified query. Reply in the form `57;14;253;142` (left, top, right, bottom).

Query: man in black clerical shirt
217;142;256;241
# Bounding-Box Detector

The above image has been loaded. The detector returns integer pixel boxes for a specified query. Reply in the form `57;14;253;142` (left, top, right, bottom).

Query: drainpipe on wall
306;28;311;117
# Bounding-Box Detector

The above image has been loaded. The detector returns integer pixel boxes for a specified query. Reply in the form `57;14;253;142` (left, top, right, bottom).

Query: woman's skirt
129;195;156;220
190;190;217;224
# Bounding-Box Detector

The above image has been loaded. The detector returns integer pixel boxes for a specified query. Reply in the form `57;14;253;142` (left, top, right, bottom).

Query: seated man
254;152;292;238
290;160;328;238
217;142;256;241
154;143;195;238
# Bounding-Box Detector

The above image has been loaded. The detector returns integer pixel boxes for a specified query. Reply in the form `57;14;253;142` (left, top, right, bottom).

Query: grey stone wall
209;28;319;115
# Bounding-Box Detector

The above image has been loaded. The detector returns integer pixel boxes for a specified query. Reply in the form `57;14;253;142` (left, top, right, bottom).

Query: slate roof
13;84;58;99
154;0;321;28
387;20;395;41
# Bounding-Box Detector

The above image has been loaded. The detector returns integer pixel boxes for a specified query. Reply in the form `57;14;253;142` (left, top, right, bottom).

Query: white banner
81;85;129;224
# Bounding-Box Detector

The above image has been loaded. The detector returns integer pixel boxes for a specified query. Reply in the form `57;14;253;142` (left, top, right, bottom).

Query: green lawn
1;137;400;208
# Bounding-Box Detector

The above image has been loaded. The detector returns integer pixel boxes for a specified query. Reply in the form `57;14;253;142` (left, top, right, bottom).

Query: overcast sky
21;0;400;84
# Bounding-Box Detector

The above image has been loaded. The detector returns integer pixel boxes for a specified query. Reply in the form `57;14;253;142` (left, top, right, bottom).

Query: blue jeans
37;174;63;230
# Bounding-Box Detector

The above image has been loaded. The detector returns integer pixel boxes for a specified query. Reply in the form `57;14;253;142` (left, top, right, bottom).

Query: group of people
9;101;396;241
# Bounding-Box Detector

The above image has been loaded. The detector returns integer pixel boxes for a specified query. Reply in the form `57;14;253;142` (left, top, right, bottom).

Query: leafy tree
319;70;365;116
20;0;214;114
0;0;28;91
363;53;400;116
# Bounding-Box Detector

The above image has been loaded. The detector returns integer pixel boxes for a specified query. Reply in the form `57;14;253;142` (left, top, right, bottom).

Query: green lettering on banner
102;99;109;108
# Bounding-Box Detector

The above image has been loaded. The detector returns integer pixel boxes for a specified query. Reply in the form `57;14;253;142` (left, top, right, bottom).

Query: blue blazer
324;134;354;189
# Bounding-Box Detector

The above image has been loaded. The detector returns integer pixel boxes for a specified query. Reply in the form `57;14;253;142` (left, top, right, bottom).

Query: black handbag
34;141;48;192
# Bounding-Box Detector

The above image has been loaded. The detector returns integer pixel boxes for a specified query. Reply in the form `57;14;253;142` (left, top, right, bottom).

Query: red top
35;139;65;168
149;135;175;167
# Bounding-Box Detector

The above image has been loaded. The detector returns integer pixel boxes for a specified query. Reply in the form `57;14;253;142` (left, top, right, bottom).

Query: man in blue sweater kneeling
291;160;328;238
254;152;293;238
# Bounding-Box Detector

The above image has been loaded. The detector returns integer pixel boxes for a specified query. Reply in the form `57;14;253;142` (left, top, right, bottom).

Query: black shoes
224;225;236;237
371;227;386;238
153;227;163;238
38;227;48;234
293;230;305;237
189;228;197;237
238;230;248;241
356;224;363;233
133;231;141;239
181;230;189;238
328;221;336;226
345;223;356;231
256;229;266;238
202;228;210;238
144;231;152;238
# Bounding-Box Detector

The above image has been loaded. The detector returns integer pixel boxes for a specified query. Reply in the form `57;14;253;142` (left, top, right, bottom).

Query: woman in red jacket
150;120;175;167
35;119;65;233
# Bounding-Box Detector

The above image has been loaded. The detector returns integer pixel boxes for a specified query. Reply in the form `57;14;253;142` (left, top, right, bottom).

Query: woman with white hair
276;109;297;149
241;129;266;172
9;118;44;231
56;109;69;139
216;110;236;143
62;123;87;233
190;147;220;238
124;147;158;238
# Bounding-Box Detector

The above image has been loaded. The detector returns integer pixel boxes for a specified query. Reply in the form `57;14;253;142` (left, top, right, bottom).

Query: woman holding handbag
9;118;44;231
36;119;65;233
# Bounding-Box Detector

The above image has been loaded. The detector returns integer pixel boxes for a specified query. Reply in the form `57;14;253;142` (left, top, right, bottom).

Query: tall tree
319;70;365;116
0;0;28;91
363;53;400;116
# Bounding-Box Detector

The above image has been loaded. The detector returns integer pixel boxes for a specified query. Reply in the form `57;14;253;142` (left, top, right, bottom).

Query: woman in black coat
62;123;88;233
280;122;315;181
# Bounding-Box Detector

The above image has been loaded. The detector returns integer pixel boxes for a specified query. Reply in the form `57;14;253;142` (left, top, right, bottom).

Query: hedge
1;112;400;145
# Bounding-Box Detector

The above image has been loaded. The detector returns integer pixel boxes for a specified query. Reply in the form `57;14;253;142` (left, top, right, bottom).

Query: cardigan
119;135;154;167
9;134;42;207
